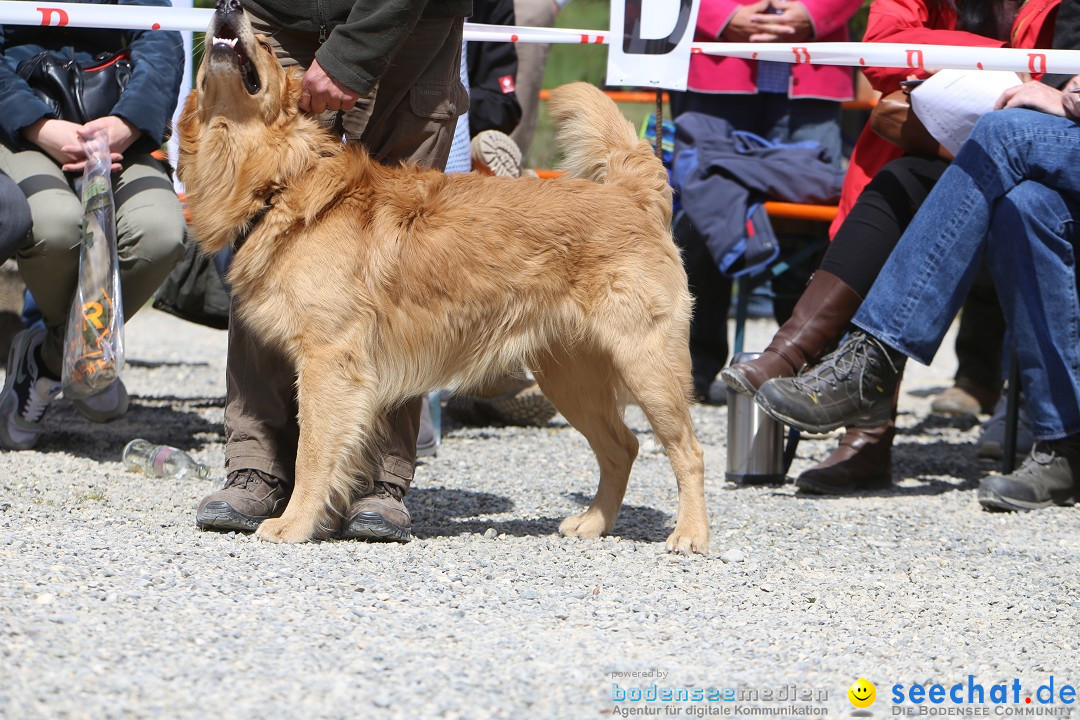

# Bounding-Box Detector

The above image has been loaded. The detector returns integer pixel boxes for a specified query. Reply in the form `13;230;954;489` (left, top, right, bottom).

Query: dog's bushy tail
547;82;672;225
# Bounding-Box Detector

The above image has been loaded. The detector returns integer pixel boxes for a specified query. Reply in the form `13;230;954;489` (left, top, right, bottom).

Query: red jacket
687;0;864;100
830;0;1060;236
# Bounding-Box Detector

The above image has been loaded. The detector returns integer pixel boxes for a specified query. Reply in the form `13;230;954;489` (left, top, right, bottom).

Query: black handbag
16;48;132;123
152;230;231;330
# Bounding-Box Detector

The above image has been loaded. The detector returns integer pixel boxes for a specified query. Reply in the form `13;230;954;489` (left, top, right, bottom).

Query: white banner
606;0;700;91
2;2;1080;75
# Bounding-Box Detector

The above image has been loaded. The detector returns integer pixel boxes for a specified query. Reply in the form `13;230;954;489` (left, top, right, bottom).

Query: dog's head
178;0;328;253
189;0;298;123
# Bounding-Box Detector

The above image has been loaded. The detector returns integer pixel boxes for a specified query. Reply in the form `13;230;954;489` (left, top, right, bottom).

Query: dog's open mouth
208;20;261;94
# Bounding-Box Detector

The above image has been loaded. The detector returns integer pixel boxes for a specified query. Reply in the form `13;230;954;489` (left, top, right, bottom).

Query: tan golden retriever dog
178;5;709;554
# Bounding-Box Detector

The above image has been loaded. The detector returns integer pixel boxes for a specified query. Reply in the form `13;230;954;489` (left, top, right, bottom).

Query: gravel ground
2;309;1078;720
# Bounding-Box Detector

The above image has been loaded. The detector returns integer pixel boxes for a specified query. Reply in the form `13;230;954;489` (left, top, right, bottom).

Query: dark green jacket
244;0;472;96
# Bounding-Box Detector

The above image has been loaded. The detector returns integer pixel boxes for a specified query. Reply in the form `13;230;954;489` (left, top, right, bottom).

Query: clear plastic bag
61;129;125;399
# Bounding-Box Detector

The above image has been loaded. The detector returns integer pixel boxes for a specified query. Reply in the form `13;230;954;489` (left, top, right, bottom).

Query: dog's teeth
213;37;238;48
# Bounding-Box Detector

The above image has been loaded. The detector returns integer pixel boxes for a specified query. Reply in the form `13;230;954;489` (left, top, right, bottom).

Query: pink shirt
686;0;865;101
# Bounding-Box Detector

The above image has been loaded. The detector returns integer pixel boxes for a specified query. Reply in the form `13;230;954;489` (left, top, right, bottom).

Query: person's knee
120;202;187;271
0;181;32;262
24;199;83;259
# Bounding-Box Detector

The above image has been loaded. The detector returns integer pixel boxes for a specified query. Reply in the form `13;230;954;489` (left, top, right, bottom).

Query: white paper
910;69;1022;156
606;0;700;90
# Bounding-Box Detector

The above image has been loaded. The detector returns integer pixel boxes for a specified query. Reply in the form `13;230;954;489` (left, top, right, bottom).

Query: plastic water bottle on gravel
122;439;209;480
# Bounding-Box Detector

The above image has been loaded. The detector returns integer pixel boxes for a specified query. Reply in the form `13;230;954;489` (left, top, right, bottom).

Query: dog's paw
558;511;611;540
665;525;710;556
255;517;314;543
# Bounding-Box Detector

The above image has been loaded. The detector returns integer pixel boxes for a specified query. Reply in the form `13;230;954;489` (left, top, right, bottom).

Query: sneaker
470;130;522;178
755;331;906;434
195;468;290;532
340;481;412;542
446;376;557;428
930;380;999;417
72;378;130;423
0;327;62;450
976;394;1034;461
978;434;1080;511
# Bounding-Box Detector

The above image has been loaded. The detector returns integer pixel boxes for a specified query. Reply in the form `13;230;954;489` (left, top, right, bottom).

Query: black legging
819;155;947;297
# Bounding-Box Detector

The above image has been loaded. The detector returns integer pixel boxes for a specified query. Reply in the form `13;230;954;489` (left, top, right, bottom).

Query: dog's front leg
256;353;373;543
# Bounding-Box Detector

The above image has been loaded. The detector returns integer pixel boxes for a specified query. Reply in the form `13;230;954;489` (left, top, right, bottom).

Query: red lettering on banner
37;7;69;26
1028;53;1047;74
905;49;924;69
152;22;161;30
751;52;758;59
792;47;811;64
580;34;588;43
510;33;518;42
594;35;604;44
977;61;984;69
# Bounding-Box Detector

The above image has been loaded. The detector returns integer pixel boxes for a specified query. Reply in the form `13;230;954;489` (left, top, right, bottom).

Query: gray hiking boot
755;330;906;433
195;468;289;532
340;481;412;542
978;435;1080;511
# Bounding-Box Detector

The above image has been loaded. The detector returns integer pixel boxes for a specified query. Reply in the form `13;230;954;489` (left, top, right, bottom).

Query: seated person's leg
0;147;82;450
931;269;1005;417
723;155;947;396
0;169;31;264
755;110;1080;435
979;181;1080;510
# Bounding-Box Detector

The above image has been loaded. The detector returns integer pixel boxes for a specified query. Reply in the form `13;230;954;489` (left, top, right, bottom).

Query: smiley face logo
848;678;876;708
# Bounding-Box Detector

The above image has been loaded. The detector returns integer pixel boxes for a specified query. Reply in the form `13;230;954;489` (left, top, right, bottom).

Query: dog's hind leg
534;346;639;541
611;330;710;555
255;351;378;543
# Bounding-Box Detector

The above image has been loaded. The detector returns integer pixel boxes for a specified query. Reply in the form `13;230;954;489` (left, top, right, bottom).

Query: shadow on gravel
410;488;671;543
36;397;224;462
786;441;989;500
898;412;980;434
905;386;949;398
126;358;212;369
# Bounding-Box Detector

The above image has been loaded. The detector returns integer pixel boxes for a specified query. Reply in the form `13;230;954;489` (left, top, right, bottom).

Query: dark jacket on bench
673;112;845;278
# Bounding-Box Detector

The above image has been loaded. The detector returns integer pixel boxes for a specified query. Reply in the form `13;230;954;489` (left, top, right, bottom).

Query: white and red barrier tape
4;1;1080;74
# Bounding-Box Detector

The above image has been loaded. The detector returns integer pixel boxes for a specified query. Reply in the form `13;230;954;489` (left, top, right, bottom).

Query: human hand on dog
300;59;360;113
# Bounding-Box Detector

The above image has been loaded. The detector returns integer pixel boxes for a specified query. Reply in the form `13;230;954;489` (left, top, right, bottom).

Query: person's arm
862;0;1004;92
314;0;430;98
0;24;62;146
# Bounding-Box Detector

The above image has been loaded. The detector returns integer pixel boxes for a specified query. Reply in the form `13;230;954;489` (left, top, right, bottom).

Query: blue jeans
853;109;1080;440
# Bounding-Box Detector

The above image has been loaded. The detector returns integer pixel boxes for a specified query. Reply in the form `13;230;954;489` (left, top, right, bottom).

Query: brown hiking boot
340;481;412;542
930;379;999;417
195;468;289;532
721;270;863;396
795;422;895;494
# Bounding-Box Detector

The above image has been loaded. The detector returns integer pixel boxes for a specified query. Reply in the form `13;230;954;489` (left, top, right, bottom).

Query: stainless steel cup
726;352;786;484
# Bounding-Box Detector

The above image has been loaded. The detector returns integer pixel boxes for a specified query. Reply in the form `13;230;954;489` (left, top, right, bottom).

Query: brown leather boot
794;422;895;494
721;270;863;396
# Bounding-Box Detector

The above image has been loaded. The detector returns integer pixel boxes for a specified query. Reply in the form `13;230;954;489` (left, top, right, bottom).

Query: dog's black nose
215;0;242;13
